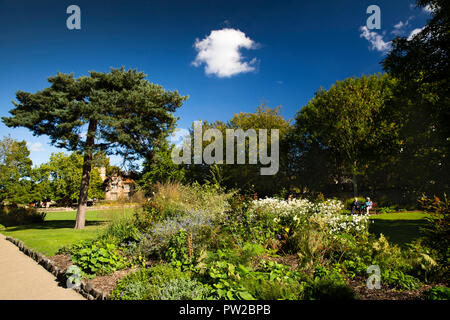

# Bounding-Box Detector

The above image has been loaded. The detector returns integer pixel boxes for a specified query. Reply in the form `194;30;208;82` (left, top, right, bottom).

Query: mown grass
369;211;430;247
0;208;137;256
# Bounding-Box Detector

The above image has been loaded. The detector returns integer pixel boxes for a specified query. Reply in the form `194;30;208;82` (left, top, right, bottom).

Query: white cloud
391;17;414;36
27;142;45;152
408;27;424;40
359;26;392;54
392;21;406;36
192;28;259;78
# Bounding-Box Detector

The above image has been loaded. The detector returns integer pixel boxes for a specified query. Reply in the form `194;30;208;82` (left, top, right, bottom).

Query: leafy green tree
41;152;105;206
382;0;449;199
139;140;185;192
2;68;187;228
28;165;52;204
185;105;291;196
292;74;399;197
0;136;33;204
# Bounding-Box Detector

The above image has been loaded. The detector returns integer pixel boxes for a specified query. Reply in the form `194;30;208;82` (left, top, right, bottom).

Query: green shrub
339;258;368;278
110;268;152;300
164;229;195;269
378;206;397;214
381;269;421;290
370;234;410;272
70;240;128;276
419;194;450;266
101;214;140;243
423;286;450;300
134;204;159;231
147;212;215;262
0;204;46;227
304;270;357;300
202;243;265;268
197;257;303;300
111;264;194;300
143;181;234;223
288;227;330;271
157;278;211;300
239;276;302;300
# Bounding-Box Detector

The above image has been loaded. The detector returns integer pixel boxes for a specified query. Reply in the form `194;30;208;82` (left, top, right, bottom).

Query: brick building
99;167;135;201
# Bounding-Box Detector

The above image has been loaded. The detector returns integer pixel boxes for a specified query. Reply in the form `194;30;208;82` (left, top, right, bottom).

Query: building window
124;184;130;191
111;193;117;200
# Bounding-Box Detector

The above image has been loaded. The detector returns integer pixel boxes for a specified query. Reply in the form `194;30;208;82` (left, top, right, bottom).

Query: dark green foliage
164;229;195;269
291;74;398;197
381;269;421;291
139;141;185;191
304;269;357;300
381;0;450;199
423;286;450;300
184;105;291;197
304;277;357;300
419;195;450;265
0;204;46;227
2;68;187;159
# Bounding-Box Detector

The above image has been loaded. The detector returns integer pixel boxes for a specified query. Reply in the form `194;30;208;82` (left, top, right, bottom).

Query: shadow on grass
2;220;107;231
369;219;428;247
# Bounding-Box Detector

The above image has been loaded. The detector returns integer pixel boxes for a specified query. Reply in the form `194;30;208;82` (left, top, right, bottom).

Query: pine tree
2;67;187;228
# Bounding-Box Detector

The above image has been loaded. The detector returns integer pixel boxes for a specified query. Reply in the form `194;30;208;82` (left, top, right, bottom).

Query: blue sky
0;0;432;167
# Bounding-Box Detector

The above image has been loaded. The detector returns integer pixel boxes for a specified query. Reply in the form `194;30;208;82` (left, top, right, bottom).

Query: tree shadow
369;219;428;247
2;220;107;231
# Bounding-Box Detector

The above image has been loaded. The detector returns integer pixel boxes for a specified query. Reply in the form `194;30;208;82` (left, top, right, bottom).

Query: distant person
365;197;373;214
351;197;361;214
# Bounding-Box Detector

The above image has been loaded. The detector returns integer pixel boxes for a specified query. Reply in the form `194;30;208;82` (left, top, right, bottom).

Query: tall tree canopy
0;136;33;204
139;140;185;193
2;67;187;228
382;0;449;198
185;105;291;196
39;152;106;206
292;74;399;197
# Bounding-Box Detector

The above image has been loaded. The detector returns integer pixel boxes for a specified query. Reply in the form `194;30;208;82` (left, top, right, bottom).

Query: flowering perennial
249;197;368;234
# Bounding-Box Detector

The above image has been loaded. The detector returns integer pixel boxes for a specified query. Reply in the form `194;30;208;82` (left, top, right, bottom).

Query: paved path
0;234;84;300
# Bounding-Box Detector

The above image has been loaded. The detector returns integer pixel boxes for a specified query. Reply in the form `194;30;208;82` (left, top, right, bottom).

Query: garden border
5;236;109;300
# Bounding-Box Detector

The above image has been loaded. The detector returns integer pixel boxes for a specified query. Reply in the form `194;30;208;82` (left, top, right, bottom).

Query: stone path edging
5;236;109;300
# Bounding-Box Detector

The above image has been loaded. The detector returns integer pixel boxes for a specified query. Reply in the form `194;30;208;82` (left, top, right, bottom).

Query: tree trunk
352;173;358;198
74;120;97;229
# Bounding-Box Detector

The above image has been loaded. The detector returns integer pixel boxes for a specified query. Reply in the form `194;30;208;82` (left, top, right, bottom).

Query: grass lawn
369;211;431;247
0;208;137;256
0;207;431;255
